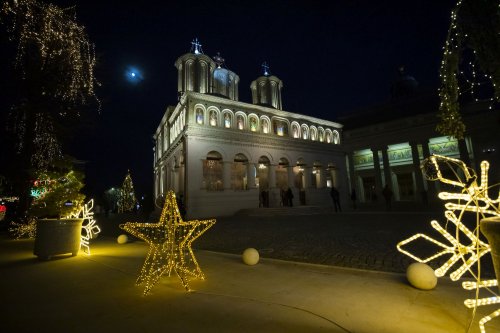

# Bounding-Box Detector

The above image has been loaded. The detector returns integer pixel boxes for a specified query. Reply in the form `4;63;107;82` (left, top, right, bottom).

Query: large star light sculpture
120;191;216;295
397;155;500;333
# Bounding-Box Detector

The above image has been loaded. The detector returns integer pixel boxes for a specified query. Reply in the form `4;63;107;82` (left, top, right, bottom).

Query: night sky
0;0;457;200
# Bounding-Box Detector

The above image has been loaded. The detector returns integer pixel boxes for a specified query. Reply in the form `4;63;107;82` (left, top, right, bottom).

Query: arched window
209;110;218;126
231;153;248;190
332;130;340;144
257;156;270;190
276;157;289;190
291;122;300;138
195;107;204;125
312;161;323;188
325;130;333;143
301;125;309;140
223;112;232;128
249;115;258;132
203;151;223;191
310;126;317;141
237;114;245;130
318;127;325;142
261;118;270;134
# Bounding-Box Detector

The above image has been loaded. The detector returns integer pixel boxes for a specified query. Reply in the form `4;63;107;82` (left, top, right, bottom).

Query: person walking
330;186;341;212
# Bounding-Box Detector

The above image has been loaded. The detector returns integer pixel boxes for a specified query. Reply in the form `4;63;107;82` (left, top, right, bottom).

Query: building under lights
341;70;500;205
154;42;499;217
153;41;345;218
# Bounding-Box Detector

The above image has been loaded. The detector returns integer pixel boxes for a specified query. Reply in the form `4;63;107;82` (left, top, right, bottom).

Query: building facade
154;43;345;218
342;93;500;206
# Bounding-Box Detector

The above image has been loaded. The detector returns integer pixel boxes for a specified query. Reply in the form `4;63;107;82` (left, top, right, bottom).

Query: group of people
331;185;393;211
280;187;294;207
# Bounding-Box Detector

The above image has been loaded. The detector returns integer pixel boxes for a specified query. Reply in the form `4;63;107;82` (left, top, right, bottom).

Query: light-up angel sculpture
397;154;500;333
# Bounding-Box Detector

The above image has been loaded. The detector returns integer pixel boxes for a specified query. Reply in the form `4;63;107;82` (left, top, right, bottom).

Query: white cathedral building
154;40;345;218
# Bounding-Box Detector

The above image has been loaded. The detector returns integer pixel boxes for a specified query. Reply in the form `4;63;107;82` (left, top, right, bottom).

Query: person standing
382;185;393;211
286;187;294;207
350;189;357;210
330;186;341;212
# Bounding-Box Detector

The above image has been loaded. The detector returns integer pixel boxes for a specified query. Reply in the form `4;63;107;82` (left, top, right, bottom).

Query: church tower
250;62;283;110
212;52;240;101
175;38;216;96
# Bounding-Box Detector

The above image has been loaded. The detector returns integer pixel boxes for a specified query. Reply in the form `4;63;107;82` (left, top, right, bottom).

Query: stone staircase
235;205;334;217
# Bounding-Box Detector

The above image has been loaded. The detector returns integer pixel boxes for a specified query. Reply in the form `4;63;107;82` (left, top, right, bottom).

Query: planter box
34;218;84;260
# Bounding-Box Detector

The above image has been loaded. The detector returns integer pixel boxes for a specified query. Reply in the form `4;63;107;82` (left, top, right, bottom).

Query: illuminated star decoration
66;199;101;255
120;191;216;295
397;155;500;333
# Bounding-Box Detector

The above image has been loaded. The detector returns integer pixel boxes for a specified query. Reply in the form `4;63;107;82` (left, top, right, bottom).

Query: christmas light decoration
1;0;99;171
397;154;500;333
118;170;137;213
437;0;499;139
66;199;100;255
120;191;216;295
9;217;37;239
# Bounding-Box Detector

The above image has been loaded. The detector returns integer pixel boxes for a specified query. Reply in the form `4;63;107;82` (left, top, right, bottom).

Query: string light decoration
0;0;99;172
118;170;137;213
120;191;216;295
437;0;499;139
66;199;100;255
397;154;500;333
9;217;37;239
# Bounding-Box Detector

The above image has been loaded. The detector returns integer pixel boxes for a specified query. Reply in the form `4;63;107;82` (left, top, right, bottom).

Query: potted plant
31;156;86;260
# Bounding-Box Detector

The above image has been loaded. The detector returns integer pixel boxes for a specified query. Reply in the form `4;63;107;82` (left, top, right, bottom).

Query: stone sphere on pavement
242;248;259;265
406;262;437;290
117;234;128;244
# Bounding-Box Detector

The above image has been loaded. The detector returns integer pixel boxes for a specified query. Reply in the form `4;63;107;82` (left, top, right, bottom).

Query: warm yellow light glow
397;155;500;333
9;217;37;239
120;191;216;295
66;198;101;255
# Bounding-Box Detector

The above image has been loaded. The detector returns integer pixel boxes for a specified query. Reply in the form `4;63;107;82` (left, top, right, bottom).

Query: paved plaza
1;205;498;332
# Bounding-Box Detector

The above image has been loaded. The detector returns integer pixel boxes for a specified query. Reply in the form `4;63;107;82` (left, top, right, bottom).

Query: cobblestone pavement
96;208;496;279
194;209;496;279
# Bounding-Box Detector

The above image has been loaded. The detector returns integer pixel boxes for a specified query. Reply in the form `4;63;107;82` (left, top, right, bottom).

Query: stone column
287;166;294;188
371;148;383;194
347;153;356;192
410;142;425;202
421;140;437;199
268;164;276;189
458;138;471;166
381;147;392;188
223;161;232;190
302;167;310;189
247;163;256;189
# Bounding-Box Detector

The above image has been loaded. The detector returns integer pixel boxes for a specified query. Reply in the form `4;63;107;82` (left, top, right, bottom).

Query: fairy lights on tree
397;155;500;333
0;0;99;215
437;0;499;139
120;191;216;295
118;170;137;213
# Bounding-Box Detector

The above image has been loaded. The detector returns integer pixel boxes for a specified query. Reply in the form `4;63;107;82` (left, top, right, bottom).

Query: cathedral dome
174;38;216;96
211;52;239;101
250;62;283;110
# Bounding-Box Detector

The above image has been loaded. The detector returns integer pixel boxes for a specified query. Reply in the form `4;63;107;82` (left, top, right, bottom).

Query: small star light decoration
397;154;500;333
66;199;101;255
120;191;216;295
